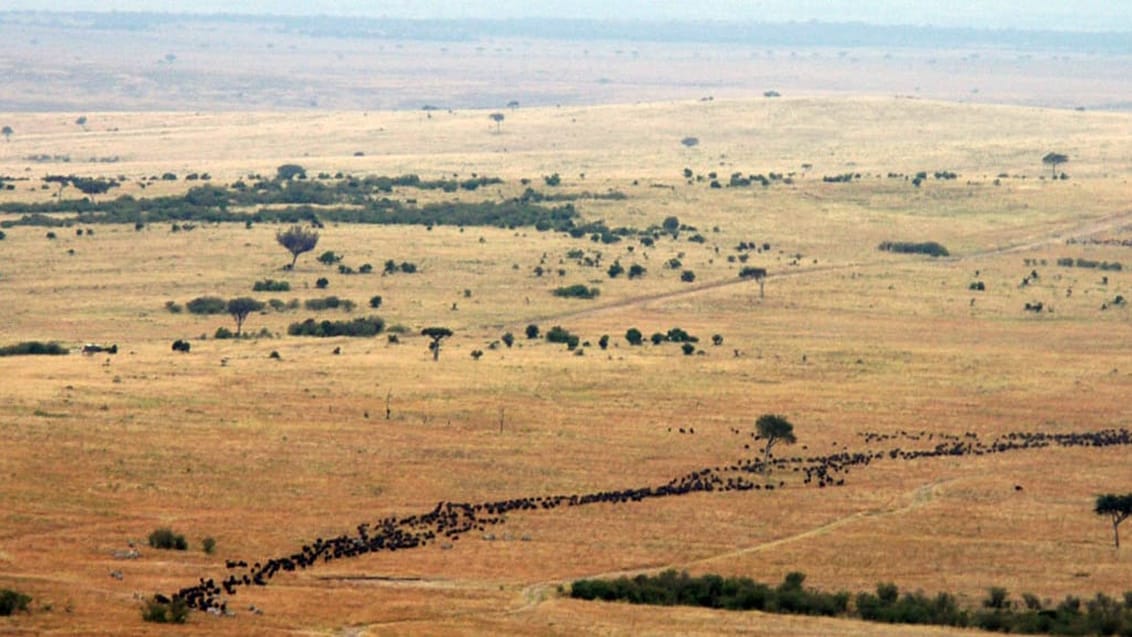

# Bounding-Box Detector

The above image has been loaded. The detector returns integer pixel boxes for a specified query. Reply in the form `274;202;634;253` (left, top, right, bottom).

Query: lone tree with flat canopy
421;327;453;361
489;112;504;133
1;125;12;142
1095;493;1132;548
276;224;319;269
1042;152;1068;178
227;297;265;336
756;414;796;481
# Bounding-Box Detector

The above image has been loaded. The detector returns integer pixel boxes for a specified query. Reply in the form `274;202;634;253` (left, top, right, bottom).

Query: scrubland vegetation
0;27;1131;635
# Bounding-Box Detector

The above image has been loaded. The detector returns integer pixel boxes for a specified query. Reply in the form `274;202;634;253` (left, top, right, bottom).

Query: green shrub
148;527;188;551
545;326;576;344
315;277;329;289
186;296;227;314
0;589;32;616
201;537;216;554
317;250;342;265
141;597;188;623
304;296;355;311
553;284;599;299
0;341;69;356
253;279;291;292
877;241;950;257
164;300;183;313
287;316;385;337
214;326;235;339
368;295;383;309
625;328;643;346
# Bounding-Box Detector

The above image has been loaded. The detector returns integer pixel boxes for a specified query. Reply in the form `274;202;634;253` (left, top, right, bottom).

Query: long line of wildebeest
163;426;1132;613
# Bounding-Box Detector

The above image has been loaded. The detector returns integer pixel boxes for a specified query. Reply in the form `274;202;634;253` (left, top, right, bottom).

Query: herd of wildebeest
165;425;1132;614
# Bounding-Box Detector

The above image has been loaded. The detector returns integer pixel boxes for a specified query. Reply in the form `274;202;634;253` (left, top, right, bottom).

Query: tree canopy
1042;152;1069;177
1095;493;1132;548
276;225;320;268
421;327;453;361
756;414;797;479
227;297;265;335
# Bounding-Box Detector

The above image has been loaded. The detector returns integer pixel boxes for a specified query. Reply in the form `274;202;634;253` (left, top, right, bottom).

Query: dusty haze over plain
7;0;1132;31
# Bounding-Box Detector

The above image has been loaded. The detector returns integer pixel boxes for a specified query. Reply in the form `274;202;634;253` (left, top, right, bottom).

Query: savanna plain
1;22;1132;637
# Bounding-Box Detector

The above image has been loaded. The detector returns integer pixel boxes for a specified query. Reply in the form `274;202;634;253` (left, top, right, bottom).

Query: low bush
148;527;188;551
287;316;385;337
186;296;227;314
553;284;600;299
0;341;69;356
0;589;32;616
253;279;291;292
141;597;189;624
878;241;950;257
304;296;356;312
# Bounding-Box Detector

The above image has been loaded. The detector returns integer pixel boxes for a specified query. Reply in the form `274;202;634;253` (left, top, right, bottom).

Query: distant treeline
0;174;581;231
6;13;1128;54
571;570;1132;635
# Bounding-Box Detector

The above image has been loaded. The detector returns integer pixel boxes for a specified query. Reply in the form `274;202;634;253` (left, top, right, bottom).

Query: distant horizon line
1;10;1129;35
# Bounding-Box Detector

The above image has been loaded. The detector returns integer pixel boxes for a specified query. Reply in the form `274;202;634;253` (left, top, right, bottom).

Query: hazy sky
7;1;1131;32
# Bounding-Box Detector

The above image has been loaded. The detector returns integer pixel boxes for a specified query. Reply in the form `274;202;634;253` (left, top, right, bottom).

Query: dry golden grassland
0;97;1131;635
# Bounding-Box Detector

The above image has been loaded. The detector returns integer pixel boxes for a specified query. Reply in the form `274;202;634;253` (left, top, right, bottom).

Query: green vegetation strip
571;570;1132;635
0;341;69;356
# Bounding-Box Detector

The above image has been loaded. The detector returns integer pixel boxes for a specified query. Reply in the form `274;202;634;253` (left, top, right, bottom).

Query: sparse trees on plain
1095;493;1132;548
276;224;320;269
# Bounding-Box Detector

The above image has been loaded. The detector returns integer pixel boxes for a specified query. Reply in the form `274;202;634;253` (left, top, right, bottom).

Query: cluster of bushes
148;527;188;551
607;261;647;279
0;341;68;356
185;296;227;315
572;571;847;616
0;589;32;616
383;260;417;274
822;173;859;183
287;316;385;337
253;279;291;292
1057;257;1123;271
878;241;950;257
304;296;356;312
545;325;581;350
572;571;1132;635
0;187;580;233
142;597;189;624
553;284;600;299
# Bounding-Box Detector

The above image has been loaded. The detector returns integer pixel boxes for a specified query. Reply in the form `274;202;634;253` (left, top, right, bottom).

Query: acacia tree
276;225;319;269
489;112;505;133
1095;493;1132;548
1;126;12;142
227;297;265;336
756;414;796;481
421;327;453;361
1042;152;1068;178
